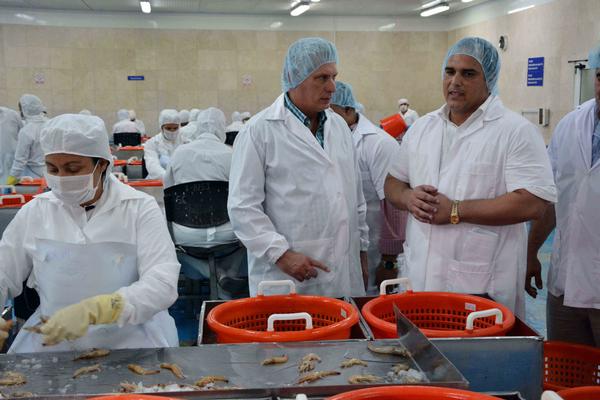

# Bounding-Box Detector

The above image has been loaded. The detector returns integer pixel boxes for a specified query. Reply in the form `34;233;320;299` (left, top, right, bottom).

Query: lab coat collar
437;95;503;141
573;98;598;170
352;113;379;145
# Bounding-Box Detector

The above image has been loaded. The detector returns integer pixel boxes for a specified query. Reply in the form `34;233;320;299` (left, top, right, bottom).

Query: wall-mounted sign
34;72;45;84
128;75;145;81
527;57;544;87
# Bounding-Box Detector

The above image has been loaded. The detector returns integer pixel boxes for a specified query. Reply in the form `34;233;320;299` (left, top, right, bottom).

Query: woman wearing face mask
0;114;180;353
143;109;184;180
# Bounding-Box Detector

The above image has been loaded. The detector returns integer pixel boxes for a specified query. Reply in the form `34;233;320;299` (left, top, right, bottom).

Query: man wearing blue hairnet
527;45;600;345
384;37;557;318
228;37;369;297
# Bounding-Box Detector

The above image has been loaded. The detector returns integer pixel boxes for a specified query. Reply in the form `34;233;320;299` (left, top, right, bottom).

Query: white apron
9;240;178;353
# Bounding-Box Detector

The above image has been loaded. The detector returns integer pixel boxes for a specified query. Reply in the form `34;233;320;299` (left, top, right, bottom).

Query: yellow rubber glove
40;293;124;346
6;176;18;186
0;319;12;350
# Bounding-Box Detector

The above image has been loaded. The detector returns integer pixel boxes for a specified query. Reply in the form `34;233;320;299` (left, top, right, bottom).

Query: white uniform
10;115;47;178
0;107;22;183
547;99;600;309
389;95;556;317
143;133;184;180
0;175;180;352
400;109;419;127
134;119;146;136
352;114;401;293
228;94;368;298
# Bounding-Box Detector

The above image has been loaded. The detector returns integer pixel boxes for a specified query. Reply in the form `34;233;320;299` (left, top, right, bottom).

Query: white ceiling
0;0;491;17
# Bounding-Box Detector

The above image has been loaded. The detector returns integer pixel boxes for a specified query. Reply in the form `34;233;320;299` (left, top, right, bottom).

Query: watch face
451;215;459;224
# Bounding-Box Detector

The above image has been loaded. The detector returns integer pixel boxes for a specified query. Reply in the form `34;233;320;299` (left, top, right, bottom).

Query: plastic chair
225;131;239;146
113;132;142;147
163;181;248;300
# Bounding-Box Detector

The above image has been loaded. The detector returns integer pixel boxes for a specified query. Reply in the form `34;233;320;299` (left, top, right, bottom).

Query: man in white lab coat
526;45;600;346
330;81;404;294
398;98;419;128
143;109;184;180
0;107;22;184
384;37;557;318
228;37;369;297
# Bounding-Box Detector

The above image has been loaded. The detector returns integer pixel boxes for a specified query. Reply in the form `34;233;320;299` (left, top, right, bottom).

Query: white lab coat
547;99;600;309
134;119;146;136
225;121;244;133
0;107;22;183
0;175;180;352
400;109;419;127
389;95;556;317
143;132;184;180
10;115;47;178
180;122;198;142
353;113;402;293
228;94;368;298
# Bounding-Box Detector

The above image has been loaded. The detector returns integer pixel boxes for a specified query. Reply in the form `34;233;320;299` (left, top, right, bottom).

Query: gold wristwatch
450;200;460;224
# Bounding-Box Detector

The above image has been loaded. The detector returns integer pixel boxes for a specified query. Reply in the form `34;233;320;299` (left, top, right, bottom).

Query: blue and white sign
127;75;145;81
527;57;544;87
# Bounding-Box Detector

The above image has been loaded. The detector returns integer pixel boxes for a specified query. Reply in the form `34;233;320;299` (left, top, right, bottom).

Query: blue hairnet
588;45;600;69
331;81;359;109
442;37;501;95
282;37;339;92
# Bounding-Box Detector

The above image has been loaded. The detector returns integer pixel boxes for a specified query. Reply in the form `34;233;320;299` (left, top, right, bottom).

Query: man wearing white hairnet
527;45;600;346
180;108;201;142
224;111;244;146
330;81;406;294
0;107;23;184
7;94;48;184
111;109;129;134
128;110;146;136
179;109;190;127
0;114;179;352
165;107;247;298
384;37;556;318
228;37;369;297
397;98;419;128
143;109;184;180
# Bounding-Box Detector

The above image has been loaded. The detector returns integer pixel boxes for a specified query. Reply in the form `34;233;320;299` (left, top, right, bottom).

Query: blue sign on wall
527;57;544;87
127;75;145;81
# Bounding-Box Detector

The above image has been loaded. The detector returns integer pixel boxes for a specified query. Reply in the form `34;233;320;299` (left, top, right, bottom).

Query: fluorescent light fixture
311;0;320;2
291;1;310;16
140;1;151;14
270;21;283;29
421;0;441;9
508;4;534;14
15;13;35;21
378;23;396;31
461;0;474;2
420;2;450;17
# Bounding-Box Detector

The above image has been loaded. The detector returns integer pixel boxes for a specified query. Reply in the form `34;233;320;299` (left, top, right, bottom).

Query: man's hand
0;319;13;351
404;185;439;223
430;192;452;225
276;250;330;283
360;251;368;290
525;253;543;298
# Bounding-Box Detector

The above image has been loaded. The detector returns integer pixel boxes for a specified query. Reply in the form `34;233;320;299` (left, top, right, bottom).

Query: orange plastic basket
119;146;145;151
544;341;600;390
127;179;163;187
328;385;502;400
207;280;359;343
362;279;515;338
380;114;407;138
89;396;178;400
557;386;600;399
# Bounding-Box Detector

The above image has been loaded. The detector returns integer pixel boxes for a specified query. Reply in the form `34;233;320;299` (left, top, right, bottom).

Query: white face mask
162;129;179;142
45;162;101;206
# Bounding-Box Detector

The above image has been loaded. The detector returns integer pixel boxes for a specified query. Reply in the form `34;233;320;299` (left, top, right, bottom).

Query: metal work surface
0;337;466;399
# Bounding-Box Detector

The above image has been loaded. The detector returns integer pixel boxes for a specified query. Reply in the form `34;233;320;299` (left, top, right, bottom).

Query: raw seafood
261;355;288;366
194;375;229;387
119;381;139;393
73;349;110;361
72;364;101;379
127;364;160;375
160;363;185;379
0;372;26;386
120;381;199;393
5;391;35;398
340;358;368;368
367;342;411;357
298;353;321;373
297;370;340;384
348;374;382;384
391;363;410;374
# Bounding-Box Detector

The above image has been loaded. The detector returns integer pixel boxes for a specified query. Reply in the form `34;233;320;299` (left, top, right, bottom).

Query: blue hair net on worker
442;37;501;95
331;81;359;109
588;45;600;69
282;37;339;92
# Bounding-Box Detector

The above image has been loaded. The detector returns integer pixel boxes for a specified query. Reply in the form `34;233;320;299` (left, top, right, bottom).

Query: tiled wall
0;25;447;135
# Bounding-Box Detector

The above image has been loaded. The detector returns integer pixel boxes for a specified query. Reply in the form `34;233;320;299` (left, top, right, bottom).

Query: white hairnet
79;109;92;115
190;108;201;122
331;81;358;109
443;37;501;95
282;37;339;92
116;109;129;121
19;94;45;118
113;120;139;133
179;109;190;124
41;114;112;164
231;111;242;122
589;45;600;69
159;109;180;127
240;111;251;120
398;98;409;106
197;107;226;142
128;109;137;120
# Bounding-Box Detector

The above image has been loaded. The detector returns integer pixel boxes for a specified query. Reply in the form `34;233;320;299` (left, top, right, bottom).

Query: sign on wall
127;75;145;81
527;57;544;87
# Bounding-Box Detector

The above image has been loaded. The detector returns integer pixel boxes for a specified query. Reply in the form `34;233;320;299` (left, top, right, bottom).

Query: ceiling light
420;2;450;17
140;1;151;14
378;23;396;31
507;4;534;14
421;0;441;9
311;0;320;2
461;0;474;2
291;1;310;16
270;21;283;29
15;13;35;21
